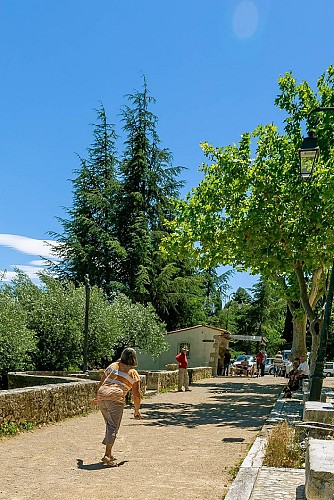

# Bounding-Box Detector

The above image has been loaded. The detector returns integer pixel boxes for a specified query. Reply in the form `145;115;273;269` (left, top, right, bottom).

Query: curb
225;435;266;500
225;389;303;500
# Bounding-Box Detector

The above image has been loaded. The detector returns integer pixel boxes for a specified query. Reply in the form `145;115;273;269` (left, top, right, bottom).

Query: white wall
137;326;228;371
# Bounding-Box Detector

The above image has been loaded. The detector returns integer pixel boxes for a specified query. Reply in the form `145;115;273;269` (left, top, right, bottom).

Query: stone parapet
305;438;334;499
0;379;99;425
303;400;334;425
139;370;178;391
1;367;210;427
188;366;212;382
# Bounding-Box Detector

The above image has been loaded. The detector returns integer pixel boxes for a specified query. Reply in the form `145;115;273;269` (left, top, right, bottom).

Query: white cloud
29;259;53;266
0;234;62;284
1;265;45;281
0;234;59;258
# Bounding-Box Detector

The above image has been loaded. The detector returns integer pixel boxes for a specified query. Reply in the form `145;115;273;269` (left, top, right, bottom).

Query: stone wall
189;366;212;382
1;367;211;427
140;366;212;390
0;380;99;425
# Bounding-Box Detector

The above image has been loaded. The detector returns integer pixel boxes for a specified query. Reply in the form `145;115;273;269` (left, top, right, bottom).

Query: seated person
296;355;309;379
283;361;300;397
241;356;254;377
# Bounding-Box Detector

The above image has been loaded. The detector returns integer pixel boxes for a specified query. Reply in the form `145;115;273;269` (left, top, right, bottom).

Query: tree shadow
140;380;282;429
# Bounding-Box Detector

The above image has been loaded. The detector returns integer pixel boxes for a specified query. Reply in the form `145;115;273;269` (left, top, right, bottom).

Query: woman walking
93;347;142;466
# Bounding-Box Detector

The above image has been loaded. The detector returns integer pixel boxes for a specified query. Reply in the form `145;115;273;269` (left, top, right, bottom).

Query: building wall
137;326;228;371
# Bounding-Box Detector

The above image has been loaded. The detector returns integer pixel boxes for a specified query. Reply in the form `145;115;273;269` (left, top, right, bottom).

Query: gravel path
0;376;285;500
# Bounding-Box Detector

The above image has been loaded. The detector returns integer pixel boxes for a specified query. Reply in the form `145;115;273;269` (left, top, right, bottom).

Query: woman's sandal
101;455;117;466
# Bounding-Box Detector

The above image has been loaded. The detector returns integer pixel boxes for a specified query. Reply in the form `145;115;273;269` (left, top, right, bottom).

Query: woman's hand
92;398;99;406
134;410;142;420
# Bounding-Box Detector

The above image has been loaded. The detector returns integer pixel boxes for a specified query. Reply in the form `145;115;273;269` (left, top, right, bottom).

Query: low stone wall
1;367;211;427
188;366;212;383
140;370;178;391
140;366;212;390
0;379;99;425
8;373;83;389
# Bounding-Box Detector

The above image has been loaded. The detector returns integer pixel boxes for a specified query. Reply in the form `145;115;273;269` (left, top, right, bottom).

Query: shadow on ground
76;459;128;470
139;381;282;429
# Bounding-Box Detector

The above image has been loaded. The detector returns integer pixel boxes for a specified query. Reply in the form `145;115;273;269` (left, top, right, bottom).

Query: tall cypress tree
50;105;126;295
117;80;184;303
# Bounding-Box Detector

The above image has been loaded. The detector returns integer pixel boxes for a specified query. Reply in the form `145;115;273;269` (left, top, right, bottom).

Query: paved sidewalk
226;385;334;500
226;388;307;500
0;376;283;500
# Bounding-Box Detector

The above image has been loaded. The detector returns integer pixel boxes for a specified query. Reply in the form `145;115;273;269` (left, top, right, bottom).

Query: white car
232;355;256;375
324;361;334;377
264;357;274;375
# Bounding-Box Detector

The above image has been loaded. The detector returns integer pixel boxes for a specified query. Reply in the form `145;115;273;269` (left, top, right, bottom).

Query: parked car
264;357;274;375
232;355;256;375
324;361;334;377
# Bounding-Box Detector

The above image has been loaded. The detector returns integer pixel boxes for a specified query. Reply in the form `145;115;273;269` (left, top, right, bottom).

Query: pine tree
50;105;125;295
117;80;184;303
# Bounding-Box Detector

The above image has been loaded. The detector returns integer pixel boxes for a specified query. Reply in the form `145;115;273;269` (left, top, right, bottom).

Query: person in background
296;355;309;381
175;346;191;391
93;347;142;466
273;351;283;377
255;350;265;377
223;349;231;376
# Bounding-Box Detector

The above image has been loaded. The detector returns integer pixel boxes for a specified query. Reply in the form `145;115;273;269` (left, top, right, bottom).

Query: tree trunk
309;323;321;377
291;311;307;360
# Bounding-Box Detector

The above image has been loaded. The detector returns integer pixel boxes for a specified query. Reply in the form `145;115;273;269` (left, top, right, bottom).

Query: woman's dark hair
120;347;137;367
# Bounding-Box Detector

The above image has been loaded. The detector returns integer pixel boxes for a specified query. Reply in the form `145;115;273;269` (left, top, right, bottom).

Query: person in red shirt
175;346;191;391
255;350;265;377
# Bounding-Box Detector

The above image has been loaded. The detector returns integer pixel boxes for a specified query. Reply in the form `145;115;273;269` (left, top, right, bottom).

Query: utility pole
83;274;90;372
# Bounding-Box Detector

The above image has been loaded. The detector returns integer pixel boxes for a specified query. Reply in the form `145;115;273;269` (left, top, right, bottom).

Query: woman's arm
132;381;142;419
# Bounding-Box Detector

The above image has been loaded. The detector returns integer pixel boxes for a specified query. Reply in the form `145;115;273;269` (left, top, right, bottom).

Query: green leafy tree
6;271;168;371
165;66;334;368
250;279;286;356
109;294;168;357
0;280;36;388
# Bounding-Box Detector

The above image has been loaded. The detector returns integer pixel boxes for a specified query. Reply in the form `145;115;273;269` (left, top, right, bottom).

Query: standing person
255;350;265;377
273;350;283;377
93;347;142;466
223;349;231;376
175;346;191;391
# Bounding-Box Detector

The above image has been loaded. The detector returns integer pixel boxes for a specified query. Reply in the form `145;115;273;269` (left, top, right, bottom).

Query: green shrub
0;420;35;438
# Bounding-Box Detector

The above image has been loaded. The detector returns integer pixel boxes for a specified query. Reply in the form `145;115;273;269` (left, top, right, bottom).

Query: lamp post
83;274;90;372
298;106;334;401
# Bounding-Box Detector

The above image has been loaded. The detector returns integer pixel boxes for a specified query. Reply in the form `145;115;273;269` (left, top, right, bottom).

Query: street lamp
298;131;320;179
298;106;334;401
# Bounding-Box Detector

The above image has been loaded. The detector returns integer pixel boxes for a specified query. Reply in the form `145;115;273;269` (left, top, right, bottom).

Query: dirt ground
0;376;290;500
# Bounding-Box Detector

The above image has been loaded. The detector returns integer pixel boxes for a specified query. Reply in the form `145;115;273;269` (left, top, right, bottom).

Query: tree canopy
165;66;334;361
49;80;226;331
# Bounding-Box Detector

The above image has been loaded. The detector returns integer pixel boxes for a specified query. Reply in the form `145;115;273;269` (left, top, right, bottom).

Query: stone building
137;324;230;375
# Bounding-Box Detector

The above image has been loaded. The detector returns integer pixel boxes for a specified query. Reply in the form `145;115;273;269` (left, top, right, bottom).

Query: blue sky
1;0;333;293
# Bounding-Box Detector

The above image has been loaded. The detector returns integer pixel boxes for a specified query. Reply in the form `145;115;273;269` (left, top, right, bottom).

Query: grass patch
159;385;177;393
263;421;304;468
230;457;243;479
0;420;35;438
